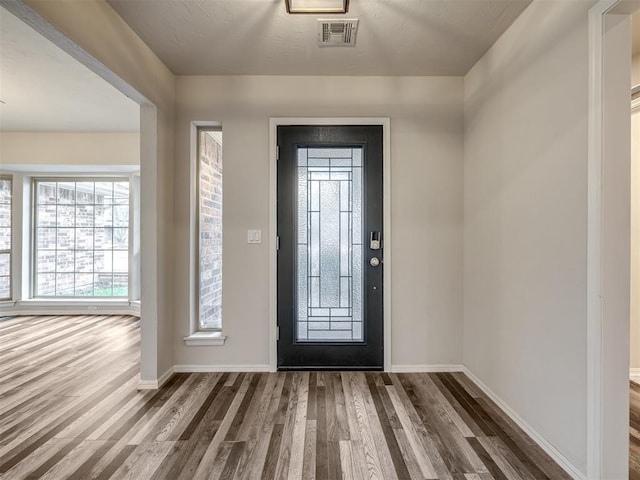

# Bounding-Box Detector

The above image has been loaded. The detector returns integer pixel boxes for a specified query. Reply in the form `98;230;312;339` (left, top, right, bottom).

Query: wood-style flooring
631;380;640;479
0;315;572;479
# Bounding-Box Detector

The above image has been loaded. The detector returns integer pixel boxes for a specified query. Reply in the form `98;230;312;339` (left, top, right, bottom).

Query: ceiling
107;0;532;76
0;7;139;132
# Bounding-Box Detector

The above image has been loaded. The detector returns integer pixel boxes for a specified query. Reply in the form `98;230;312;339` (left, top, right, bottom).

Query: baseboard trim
630;367;640;376
390;364;464;373
173;364;271;373
137;366;175;390
461;367;584;480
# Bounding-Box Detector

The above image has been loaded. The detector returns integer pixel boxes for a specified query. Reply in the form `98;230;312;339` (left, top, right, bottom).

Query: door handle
370;257;380;267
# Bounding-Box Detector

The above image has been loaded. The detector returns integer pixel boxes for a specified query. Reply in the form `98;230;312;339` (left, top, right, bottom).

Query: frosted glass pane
297;244;308;330
319;181;340;308
353;322;362;340
298;148;308;166
308;148;352;158
310;277;319;308
340;212;349;276
353;149;362;166
309;308;329;317
298;168;307;244
352;168;361;244
310;212;319;276
296;146;364;342
353;247;362;325
308;330;353;340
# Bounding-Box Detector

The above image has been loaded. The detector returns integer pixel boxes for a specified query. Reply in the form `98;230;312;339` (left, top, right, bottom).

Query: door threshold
277;366;384;371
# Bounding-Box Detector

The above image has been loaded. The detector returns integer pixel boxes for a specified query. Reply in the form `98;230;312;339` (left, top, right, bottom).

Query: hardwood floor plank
0;315;576;480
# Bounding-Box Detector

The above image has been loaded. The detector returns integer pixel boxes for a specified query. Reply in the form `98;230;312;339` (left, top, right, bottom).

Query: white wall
18;0;176;383
174;76;464;369
0;132;140;166
631;55;640;371
464;1;593;474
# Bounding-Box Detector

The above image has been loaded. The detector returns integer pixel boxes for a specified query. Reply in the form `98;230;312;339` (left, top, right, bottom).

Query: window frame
31;176;132;299
196;127;223;332
0;175;12;301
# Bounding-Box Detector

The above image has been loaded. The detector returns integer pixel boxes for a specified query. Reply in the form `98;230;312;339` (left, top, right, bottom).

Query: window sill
18;299;131;307
183;331;226;346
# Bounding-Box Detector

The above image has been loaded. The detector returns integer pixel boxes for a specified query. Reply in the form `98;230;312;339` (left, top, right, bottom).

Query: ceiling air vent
317;19;359;47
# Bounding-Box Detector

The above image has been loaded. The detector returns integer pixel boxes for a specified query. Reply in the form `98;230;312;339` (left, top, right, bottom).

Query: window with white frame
0;176;12;300
33;179;130;298
198;129;223;330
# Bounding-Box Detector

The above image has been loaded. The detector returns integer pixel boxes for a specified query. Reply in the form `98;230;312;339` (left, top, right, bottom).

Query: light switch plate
247;229;262;244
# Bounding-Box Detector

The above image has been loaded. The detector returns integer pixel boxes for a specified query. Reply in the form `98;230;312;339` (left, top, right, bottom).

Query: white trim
630;367;640;376
137;366;175;390
462;367;585;480
268;117;392;372
174;364;271;373
0;301;140;317
183;331;227;346
390;364;464;373
587;1;627;478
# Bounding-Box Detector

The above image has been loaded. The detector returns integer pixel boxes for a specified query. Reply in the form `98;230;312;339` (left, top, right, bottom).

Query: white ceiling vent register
317;19;359;47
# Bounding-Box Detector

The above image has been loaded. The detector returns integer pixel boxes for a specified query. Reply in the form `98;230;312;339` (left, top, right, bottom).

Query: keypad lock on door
370;232;381;250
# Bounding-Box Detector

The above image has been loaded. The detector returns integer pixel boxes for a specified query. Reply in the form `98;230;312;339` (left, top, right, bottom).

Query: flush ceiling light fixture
285;0;349;14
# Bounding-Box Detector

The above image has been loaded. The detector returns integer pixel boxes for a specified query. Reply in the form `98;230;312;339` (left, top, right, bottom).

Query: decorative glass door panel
297;147;362;342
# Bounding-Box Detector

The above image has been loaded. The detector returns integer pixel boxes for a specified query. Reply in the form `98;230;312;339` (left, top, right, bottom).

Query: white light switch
247;229;262;244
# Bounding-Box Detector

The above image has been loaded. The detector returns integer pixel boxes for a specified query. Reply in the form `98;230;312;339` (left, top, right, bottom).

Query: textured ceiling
107;0;532;76
0;7;139;132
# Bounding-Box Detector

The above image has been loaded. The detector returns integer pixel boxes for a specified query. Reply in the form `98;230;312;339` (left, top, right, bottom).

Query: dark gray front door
277;125;384;370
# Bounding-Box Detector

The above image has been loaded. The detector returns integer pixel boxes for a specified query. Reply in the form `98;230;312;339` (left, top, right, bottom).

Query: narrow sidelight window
33;179;130;298
198;129;223;330
0;176;12;300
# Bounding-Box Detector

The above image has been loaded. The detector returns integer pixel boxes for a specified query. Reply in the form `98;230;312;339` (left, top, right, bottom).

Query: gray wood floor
0;315;572;479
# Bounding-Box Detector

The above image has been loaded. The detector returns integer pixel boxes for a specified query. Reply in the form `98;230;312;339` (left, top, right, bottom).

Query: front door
277;125;384;370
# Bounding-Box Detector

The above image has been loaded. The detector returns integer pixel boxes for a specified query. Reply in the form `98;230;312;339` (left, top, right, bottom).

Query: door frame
269;118;391;372
588;0;636;476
